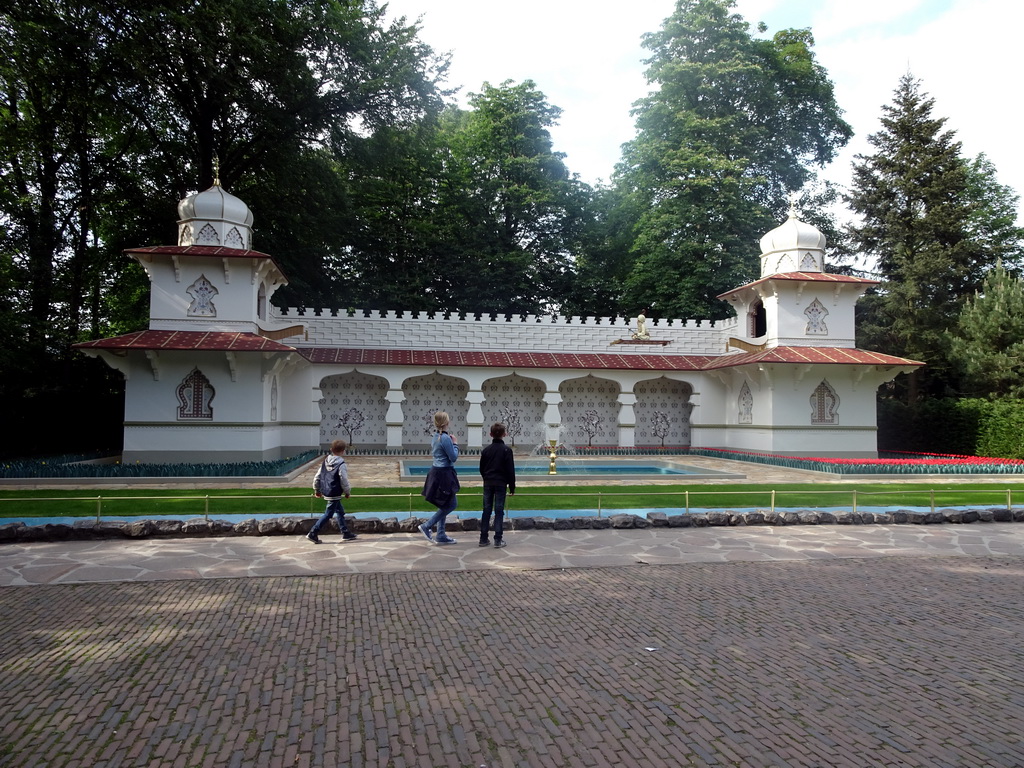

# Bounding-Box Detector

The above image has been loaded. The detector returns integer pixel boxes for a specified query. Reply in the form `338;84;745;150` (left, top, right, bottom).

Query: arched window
810;380;839;425
749;300;766;337
177;368;215;419
738;382;753;424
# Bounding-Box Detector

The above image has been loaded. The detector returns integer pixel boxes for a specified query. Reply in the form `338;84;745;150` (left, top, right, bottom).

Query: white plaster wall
276;364;321;425
121;424;291;462
121;352;264;423
765;368;878;429
142;256;260;329
710;365;881;456
275;308;737;355
772;288;860;348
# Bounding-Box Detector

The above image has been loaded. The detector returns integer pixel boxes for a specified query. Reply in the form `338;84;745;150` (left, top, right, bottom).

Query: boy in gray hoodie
307;439;356;543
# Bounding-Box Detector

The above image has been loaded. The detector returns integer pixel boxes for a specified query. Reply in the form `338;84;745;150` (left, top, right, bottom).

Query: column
466;390;486;449
543;392;563;444
384;388;405;449
617;392;637;448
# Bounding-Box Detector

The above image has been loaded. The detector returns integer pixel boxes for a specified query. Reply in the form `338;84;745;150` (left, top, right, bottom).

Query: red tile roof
125;245;287;274
296;347;922;370
296;348;711;370
718;271;878;298
74;330;294;352
75;334;922;369
703;347;922;368
126;245;272;259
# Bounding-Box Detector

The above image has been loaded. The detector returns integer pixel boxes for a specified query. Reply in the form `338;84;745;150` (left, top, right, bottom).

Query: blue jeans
311;498;349;536
481;485;507;542
425;495;457;538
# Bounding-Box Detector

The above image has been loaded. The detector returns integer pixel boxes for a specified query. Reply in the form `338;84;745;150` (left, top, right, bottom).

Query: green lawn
1;482;1022;520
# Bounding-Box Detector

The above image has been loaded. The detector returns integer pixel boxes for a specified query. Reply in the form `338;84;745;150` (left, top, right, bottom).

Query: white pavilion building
75;183;922;462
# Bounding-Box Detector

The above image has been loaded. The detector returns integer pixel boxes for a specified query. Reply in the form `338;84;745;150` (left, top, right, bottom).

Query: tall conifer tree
847;74;985;401
949;262;1024;398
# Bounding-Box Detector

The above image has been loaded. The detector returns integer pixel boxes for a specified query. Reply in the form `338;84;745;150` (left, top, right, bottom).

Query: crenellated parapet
275;307;738;356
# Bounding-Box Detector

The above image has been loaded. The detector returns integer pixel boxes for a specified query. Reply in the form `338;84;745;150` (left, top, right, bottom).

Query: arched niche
635;377;694;447
558;374;621;448
318;372;389;448
480;373;546;449
402;372;469;447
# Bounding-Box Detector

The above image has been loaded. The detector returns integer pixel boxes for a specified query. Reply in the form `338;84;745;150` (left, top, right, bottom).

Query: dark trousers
480;485;507;542
311;498;349;536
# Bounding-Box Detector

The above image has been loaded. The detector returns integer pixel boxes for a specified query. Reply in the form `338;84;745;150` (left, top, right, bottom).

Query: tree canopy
609;0;852;320
949;262;1024;398
846;74;1016;401
4;0;1022;459
0;0;448;453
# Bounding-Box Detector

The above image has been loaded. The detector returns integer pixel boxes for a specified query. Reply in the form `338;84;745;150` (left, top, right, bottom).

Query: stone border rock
2;507;1023;543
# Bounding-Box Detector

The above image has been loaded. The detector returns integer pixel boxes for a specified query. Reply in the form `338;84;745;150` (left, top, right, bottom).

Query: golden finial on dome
213;153;221;187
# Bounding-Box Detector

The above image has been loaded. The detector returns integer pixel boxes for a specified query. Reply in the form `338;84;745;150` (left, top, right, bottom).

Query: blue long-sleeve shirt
431;431;459;467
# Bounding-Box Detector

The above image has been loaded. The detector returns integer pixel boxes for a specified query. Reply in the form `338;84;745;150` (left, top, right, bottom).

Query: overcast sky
382;0;1024;221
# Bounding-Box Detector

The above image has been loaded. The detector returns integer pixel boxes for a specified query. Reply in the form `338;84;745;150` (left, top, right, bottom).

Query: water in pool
400;460;742;479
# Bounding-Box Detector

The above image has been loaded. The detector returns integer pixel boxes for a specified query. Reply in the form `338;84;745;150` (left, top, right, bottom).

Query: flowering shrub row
687;448;1024;475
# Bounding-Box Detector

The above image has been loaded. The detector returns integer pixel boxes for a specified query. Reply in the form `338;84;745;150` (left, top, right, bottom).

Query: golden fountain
548;439;559;475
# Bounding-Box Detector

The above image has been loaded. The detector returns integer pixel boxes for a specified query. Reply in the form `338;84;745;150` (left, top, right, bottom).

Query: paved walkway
2;521;1024;586
2;524;1024;767
3;457;1024;767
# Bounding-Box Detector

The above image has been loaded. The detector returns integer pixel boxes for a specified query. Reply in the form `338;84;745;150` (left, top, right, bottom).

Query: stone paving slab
3;523;1024;586
1;534;1023;767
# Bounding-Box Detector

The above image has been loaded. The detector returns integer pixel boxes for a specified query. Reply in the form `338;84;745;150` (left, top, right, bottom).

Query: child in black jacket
478;423;516;548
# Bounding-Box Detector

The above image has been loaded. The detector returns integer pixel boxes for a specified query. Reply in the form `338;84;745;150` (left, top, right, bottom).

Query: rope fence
0;487;1019;523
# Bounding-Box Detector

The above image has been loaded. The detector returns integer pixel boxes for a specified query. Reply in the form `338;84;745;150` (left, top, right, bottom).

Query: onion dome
176;176;254;251
758;204;826;277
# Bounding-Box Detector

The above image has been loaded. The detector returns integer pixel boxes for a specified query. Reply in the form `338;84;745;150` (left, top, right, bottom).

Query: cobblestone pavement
2;524;1024;767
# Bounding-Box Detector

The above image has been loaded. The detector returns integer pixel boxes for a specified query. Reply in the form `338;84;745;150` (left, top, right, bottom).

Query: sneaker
418;523;433;542
478;539;490;547
342;532;358;540
494;540;507;548
306;532;321;544
435;536;457;545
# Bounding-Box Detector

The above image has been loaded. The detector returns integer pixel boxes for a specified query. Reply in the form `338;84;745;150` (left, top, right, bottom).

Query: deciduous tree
613;0;851;320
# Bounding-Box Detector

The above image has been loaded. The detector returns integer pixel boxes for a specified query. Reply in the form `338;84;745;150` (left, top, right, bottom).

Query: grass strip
0;483;1021;519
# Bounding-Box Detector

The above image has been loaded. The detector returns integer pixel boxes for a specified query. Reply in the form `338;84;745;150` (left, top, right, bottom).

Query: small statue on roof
631;309;650;341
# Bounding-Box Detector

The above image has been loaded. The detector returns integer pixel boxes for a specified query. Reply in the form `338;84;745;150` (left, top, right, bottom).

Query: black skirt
422;466;460;509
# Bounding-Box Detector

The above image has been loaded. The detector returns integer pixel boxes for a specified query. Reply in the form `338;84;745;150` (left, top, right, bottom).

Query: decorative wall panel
635;377;693;447
402;373;470;446
481;373;546;449
558;375;620;448
319;372;388;446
